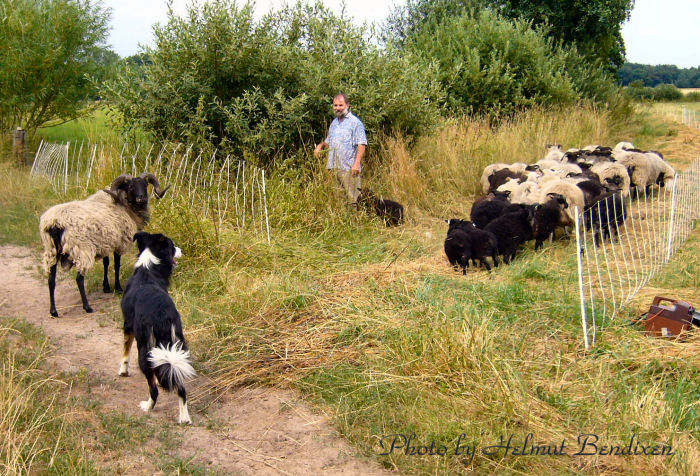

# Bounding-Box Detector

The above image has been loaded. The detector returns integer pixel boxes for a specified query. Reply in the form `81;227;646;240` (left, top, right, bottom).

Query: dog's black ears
133;231;150;252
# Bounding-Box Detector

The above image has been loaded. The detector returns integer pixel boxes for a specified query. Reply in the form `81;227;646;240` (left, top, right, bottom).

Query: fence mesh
575;158;700;349
30;140;271;241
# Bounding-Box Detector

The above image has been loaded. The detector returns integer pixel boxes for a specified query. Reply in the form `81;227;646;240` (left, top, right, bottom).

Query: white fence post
575;207;590;351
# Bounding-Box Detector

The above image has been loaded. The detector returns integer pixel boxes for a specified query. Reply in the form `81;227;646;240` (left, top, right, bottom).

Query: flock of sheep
444;142;676;275
36;141;677;303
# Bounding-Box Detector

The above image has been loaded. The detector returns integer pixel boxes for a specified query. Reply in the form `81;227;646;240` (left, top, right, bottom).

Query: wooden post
13;127;28;166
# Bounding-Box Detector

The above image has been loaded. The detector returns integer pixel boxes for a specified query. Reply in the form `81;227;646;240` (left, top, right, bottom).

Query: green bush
683;91;700;102
403;9;619;117
625;84;656;101
626;83;686;102
103;0;443;167
652;83;683;101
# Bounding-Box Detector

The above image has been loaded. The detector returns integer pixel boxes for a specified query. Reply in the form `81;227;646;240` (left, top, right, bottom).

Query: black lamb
576;179;606;207
584;191;627;244
446;219;499;270
444;228;472;275
532;193;568;250
484;208;533;264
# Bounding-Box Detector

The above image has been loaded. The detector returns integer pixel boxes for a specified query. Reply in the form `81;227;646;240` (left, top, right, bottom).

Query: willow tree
0;0;111;136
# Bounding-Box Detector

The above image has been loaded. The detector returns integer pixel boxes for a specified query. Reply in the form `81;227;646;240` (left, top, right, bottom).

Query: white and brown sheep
39;173;168;317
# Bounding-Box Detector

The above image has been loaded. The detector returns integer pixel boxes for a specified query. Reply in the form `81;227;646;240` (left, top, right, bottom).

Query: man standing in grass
314;93;367;203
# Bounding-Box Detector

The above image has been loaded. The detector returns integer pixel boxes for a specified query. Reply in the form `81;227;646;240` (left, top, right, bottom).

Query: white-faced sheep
543;144;564;162
39;174;168;317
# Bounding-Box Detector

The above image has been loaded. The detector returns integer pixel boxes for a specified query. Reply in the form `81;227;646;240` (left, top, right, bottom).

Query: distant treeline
619;63;700;88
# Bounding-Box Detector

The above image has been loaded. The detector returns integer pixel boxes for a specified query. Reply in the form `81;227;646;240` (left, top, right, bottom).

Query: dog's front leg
118;333;134;376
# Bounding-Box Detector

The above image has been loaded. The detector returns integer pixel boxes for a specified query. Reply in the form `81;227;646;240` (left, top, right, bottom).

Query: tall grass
0;322;95;474
371;105;614;217
5;104;699;475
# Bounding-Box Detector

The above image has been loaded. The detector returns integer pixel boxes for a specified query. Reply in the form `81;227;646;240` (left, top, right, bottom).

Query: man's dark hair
334;93;349;104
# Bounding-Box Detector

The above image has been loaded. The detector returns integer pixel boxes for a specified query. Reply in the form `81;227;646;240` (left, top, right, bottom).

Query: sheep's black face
127;178;150;210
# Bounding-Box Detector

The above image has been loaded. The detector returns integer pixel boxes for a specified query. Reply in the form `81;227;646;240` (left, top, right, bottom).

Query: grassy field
2;104;699;474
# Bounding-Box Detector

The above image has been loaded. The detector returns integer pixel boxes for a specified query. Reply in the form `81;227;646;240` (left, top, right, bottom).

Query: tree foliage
104;0;443;166
400;8;619;116
0;0;111;135
384;0;634;70
619;63;700;88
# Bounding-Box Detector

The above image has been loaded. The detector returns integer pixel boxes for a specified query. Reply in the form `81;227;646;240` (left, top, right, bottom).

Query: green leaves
0;0;111;135
103;0;443;166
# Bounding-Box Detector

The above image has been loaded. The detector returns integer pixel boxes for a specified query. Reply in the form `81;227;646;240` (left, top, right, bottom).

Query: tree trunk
13;127;28;166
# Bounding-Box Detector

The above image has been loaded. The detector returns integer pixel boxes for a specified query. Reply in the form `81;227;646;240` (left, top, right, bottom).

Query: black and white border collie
118;231;195;424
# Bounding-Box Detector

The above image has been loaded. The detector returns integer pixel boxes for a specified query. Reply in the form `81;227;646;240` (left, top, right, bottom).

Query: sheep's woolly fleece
39;190;143;275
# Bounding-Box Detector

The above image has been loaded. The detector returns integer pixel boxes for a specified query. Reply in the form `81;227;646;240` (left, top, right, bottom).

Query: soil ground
0;244;393;475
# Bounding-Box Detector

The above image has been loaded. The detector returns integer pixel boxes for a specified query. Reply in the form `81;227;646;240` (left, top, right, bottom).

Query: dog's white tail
148;341;196;386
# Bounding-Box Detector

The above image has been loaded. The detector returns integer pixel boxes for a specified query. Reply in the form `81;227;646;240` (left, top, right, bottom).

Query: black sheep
357;188;404;226
532;193;568;250
487;169;527;193
470;192;510;229
576;179;606;207
446;219;500;270
444;228;472;275
484;208;533;264
584;191;627;245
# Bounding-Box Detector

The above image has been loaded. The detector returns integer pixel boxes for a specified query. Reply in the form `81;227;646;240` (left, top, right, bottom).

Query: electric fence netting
575;158;700;350
30;140;271;242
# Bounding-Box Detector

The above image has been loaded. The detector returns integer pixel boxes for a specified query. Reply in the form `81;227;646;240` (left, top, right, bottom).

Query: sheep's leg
113;253;123;293
482;259;492;272
48;264;59;318
102;256;111;293
76;273;93;313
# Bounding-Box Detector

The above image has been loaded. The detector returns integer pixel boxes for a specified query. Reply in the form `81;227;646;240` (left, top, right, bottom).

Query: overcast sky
104;0;700;68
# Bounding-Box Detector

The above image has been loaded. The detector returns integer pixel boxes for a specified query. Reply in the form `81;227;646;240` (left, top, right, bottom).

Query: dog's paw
118;362;129;376
178;416;192;425
139;399;153;412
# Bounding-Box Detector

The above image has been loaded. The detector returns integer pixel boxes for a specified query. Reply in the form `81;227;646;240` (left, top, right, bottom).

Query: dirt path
0;245;393;476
